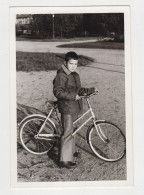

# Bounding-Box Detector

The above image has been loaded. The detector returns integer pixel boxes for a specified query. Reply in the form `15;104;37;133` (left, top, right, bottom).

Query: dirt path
16;40;124;66
16;40;126;182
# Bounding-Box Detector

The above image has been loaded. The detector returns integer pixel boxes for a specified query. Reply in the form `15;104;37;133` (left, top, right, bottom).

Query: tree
83;13;124;36
18;13;124;38
54;14;84;38
29;14;53;38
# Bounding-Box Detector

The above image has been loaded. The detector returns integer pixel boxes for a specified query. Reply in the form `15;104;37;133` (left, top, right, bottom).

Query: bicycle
19;92;126;162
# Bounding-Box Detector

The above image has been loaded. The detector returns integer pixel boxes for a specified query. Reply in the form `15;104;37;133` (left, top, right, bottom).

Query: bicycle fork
86;97;108;144
93;121;109;143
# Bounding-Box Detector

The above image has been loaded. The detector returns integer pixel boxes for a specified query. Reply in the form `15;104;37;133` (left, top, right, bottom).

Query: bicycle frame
72;98;95;136
37;107;55;136
72;98;107;143
36;92;107;143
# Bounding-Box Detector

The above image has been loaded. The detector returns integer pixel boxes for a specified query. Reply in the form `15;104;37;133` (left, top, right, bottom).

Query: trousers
60;113;77;162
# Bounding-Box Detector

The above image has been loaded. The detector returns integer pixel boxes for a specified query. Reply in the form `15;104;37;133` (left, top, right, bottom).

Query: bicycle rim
20;115;56;155
88;121;126;162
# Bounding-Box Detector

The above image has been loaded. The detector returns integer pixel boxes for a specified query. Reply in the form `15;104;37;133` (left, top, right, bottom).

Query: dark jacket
53;65;94;115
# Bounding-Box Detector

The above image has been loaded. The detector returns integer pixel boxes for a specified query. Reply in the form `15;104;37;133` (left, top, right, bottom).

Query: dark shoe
73;152;81;158
59;161;77;168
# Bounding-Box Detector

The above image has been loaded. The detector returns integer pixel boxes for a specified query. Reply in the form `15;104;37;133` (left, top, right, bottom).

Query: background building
16;14;32;36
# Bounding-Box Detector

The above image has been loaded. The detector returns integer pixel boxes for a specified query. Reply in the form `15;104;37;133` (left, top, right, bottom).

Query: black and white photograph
10;6;132;188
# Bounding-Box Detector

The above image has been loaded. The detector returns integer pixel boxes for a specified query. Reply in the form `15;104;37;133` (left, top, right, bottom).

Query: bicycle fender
86;120;106;144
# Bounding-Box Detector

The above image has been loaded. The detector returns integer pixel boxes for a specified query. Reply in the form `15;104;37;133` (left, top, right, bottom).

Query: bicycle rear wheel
19;115;57;155
88;121;126;162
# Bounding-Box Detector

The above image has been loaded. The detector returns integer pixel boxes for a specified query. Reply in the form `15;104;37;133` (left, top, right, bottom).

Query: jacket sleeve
53;74;76;100
78;87;95;96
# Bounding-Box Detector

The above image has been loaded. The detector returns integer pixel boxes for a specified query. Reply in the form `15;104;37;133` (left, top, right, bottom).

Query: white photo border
10;6;132;189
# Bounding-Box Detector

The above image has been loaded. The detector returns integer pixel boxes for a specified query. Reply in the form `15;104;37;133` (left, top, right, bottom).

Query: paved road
16;40;124;73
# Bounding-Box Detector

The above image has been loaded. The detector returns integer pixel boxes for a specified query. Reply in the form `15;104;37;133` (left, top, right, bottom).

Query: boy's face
66;59;78;72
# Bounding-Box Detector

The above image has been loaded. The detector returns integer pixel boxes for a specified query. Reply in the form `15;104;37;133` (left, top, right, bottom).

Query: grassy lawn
57;41;124;50
16;52;94;72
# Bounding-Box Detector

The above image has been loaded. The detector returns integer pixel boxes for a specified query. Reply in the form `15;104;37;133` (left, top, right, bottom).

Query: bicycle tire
19;114;57;155
88;121;126;162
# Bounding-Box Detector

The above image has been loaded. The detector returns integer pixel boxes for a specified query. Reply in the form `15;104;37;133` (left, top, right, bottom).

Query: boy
53;51;95;168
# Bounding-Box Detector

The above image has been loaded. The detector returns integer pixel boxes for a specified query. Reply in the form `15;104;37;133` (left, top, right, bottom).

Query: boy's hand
75;94;81;101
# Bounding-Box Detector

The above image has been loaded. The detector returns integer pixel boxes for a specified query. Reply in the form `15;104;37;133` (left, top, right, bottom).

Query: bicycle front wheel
88;121;126;162
19;115;57;155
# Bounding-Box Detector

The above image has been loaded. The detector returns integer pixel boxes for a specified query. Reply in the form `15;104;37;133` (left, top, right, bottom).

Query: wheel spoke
22;137;31;145
25;125;36;134
37;140;49;150
37;140;40;152
28;122;39;133
91;143;110;159
108;144;120;157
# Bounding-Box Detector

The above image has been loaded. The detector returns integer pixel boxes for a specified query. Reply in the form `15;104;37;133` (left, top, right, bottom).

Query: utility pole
52;14;55;39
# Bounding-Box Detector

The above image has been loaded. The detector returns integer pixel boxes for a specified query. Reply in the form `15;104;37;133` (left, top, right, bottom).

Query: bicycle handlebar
80;90;99;99
44;91;98;107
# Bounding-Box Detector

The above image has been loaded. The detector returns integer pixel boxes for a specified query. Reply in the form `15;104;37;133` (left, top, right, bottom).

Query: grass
57;41;124;50
16;52;94;72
